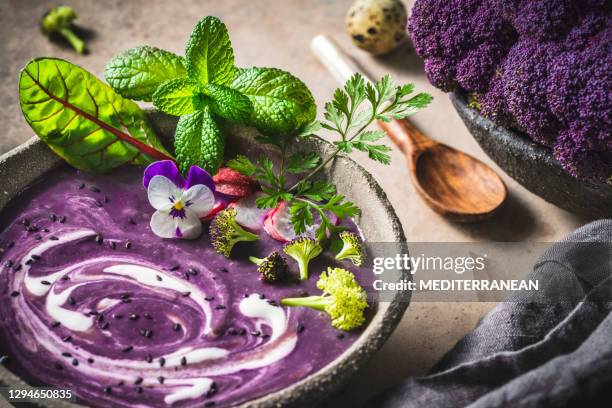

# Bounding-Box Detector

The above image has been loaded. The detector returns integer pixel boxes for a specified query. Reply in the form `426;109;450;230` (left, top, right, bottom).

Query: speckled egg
346;0;407;55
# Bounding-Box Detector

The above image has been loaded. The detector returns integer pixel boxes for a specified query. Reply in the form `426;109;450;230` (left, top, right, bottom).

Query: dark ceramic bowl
450;92;612;218
0;112;410;408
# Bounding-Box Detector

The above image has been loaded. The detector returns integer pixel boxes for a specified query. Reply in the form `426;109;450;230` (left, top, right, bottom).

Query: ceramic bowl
450;92;612;218
0;111;410;407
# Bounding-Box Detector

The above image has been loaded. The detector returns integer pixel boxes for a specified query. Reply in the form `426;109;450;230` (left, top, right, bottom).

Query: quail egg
346;0;407;55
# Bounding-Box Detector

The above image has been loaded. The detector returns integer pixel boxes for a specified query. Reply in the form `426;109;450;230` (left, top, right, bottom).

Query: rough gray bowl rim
0;119;410;408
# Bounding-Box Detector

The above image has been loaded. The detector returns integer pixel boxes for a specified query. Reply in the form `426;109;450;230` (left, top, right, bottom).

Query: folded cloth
371;219;612;408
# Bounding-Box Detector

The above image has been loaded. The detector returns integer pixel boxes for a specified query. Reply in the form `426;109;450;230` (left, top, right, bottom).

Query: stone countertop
0;0;591;406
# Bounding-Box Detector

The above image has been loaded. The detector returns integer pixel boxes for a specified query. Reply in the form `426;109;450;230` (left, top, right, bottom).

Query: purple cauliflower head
409;0;612;182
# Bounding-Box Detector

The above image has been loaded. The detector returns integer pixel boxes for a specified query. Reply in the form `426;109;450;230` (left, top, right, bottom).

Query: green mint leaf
152;78;203;116
174;107;225;174
104;46;187;102
19;57;172;173
286;151;321;174
295;120;323;138
230;67;316;135
204;83;253;122
185;16;234;85
227;154;257;176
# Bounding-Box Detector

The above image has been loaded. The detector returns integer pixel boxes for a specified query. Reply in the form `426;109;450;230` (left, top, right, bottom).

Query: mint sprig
228;73;433;240
105;16;316;174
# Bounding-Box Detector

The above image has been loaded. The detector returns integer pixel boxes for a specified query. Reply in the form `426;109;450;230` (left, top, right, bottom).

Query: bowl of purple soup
0;111;409;408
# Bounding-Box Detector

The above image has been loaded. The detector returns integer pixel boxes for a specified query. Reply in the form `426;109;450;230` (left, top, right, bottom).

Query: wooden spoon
311;35;507;222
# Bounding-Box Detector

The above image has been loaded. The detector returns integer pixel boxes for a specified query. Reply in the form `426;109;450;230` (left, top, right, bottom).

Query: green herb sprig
229;73;432;240
105;16;316;174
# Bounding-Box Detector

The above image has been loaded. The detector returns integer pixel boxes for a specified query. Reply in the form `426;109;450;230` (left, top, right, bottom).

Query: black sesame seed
122;346;133;353
180;357;187;366
170;264;180;271
118;381;124;386
157;376;165;384
156;275;163;281
145;354;153;363
62;336;72;342
26;225;38;232
72;359;79;366
173;323;182;332
10;291;19;297
68;297;76;306
0;355;10;365
95;200;104;208
13;264;22;272
61;275;70;281
59;216;66;223
100;322;110;330
337;333;345;339
87;358;94;364
78;183;85;190
89;310;99;316
182;291;191;297
7;242;14;249
125;241;132;249
159;357;166;367
103;387;112;394
134;377;143;385
251;330;261;337
50;213;57;222
122;298;132;304
227;328;238;336
128;217;136;225
43;228;50;233
51;321;61;328
297;324;305;334
267;300;278;306
4;260;13;268
55;363;63;370
219;267;228;273
204;402;215;407
144;313;152;320
110;241;117;250
62;352;72;357
129;314;139;320
25;259;33;265
41;280;51;286
90;186;101;193
136;386;143;394
35;235;42;241
259;294;265;299
215;305;226;310
238;328;246;336
187;267;198;276
95;234;103;245
104;196;109;203
204;296;214;301
243;293;249;298
144;330;153;338
97;314;104;322
262;334;270;339
121;293;130;300
21;219;30;226
49;236;59;241
183;273;190;280
114;314;124;319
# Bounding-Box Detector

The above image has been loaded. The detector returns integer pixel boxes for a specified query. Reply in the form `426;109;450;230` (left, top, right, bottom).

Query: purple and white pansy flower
143;160;216;239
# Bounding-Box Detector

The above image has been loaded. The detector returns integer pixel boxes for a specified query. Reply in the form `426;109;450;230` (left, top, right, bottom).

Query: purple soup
0;166;374;408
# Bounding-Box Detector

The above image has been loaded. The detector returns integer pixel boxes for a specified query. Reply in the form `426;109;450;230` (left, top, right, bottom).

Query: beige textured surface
0;0;591;405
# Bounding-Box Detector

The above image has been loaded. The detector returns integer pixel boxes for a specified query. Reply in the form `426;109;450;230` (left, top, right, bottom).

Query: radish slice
201;198;231;220
229;193;270;231
263;201;341;242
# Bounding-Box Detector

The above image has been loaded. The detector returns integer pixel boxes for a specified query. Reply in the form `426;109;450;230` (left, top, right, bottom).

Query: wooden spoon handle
377;118;436;157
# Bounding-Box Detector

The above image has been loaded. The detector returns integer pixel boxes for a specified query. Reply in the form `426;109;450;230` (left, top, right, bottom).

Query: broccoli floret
283;237;322;281
409;0;611;182
335;231;365;266
209;208;258;257
248;252;288;282
41;6;86;54
281;267;368;331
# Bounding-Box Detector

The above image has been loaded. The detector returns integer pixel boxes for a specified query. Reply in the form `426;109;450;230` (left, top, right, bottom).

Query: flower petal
183;184;215;217
148;176;181;210
185;165;216;193
175;209;203;239
150;210;177;238
143;160;185;189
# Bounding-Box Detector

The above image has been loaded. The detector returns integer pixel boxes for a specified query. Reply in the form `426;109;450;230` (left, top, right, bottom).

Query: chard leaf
153;78;203;116
230;67;316;136
204;83;253;122
104;46;186;102
174;107;225;174
19;57;172;173
185;16;235;85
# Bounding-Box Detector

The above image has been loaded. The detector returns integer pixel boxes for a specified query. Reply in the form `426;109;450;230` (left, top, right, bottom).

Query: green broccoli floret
210;208;258;257
248;251;288;282
41;6;86;54
335;231;365;266
281;267;368;331
283;236;322;280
